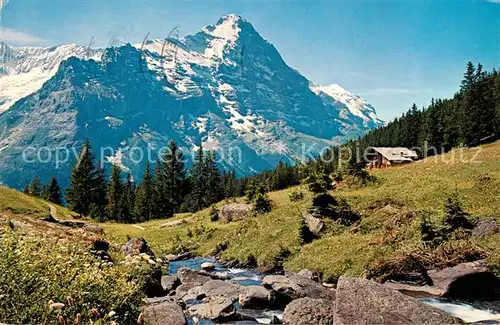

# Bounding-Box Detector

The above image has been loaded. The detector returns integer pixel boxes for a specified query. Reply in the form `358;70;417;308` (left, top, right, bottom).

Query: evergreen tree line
23;176;62;205
359;62;500;155
61;140;244;222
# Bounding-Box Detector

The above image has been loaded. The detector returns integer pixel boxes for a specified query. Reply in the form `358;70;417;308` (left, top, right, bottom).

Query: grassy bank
0;187;147;323
101;142;500;281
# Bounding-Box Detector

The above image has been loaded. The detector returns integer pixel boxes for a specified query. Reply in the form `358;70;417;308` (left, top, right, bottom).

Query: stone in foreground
239;285;275;308
335;276;460;324
428;260;500;299
263;273;334;306
143;301;187;325
283;298;334;325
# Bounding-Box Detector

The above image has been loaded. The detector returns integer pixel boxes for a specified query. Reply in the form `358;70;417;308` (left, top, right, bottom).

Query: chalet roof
372;147;418;162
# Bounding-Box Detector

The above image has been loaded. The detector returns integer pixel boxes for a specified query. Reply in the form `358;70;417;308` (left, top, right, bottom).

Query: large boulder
428;260;500;299
176;268;212;296
263;273;334;306
122;237;155;257
143;301;187;325
188;296;254;322
219;203;252;223
161;275;181;293
239;285;275;308
472;219;499;238
283;298;335;325
201;279;241;301
335;276;460;324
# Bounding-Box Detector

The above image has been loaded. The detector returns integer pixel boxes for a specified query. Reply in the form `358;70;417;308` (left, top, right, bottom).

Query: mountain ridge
0;14;383;188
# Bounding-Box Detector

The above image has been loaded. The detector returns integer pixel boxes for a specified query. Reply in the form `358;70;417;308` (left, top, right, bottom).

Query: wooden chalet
367;147;418;168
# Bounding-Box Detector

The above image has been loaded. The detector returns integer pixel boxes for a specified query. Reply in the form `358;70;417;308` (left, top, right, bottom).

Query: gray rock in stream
161;275;181;293
335;276;461;324
176;268;212;296
283;298;334;325
143;301;187;325
263;273;334;306
201;279;241;300
188;296;256;322
428;260;500;299
239;285;276;308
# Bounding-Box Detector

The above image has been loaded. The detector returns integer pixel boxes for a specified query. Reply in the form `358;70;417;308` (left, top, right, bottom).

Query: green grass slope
99;142;499;280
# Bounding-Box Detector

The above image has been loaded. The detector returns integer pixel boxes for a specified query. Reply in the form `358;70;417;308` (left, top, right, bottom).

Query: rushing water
170;258;500;324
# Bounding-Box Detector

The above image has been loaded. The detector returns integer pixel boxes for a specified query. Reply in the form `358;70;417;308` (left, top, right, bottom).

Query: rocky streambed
141;256;500;324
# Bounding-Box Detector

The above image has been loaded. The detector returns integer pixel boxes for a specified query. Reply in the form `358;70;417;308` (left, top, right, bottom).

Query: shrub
309;193;360;225
209;205;219;222
443;196;474;232
420;215;445;248
305;171;332;194
0;228;145;324
288;190;304;202
253;192;272;214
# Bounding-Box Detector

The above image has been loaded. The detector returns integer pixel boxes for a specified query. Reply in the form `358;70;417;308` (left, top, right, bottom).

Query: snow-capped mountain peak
0;14;383;188
0;42;102;113
311;83;382;125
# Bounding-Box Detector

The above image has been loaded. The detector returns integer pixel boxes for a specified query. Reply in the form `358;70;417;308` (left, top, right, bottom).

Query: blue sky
1;0;499;121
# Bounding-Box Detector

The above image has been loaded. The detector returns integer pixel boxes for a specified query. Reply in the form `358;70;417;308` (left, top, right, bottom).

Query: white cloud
0;27;45;46
485;0;500;3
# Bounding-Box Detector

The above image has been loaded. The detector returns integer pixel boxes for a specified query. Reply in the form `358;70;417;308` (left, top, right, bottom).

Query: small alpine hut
367;147;419;168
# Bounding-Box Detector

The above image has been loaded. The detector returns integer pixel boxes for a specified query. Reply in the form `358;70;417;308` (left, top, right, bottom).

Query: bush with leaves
420;214;445;248
209;205;219;222
253;191;272;214
288;190;304;202
0;228;145;324
443;196;474;232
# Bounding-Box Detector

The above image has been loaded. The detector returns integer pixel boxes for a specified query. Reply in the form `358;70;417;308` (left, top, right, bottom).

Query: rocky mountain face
0;14;383;188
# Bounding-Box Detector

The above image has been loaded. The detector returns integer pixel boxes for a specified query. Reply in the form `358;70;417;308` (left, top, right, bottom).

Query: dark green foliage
288;190;304;202
420;215;445;248
420;196;474;247
155;140;188;218
184;146;206;212
204;151;224;206
305;170;332;194
310;192;338;218
107;164;123;221
29;176;41;197
119;173;135;223
22;185;29;195
443;196;474;232
43;177;62;205
209;205;219;222
134;163;155;222
66;139;104;216
253;191;272;214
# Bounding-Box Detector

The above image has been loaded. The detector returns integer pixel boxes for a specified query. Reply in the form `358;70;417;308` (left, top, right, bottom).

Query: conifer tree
135;163;155;222
118;173;135;223
185;145;207;212
29;176;41;197
89;163;108;221
44;177;62;205
204;150;223;205
107;164;123;221
161;140;187;217
67;139;96;216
